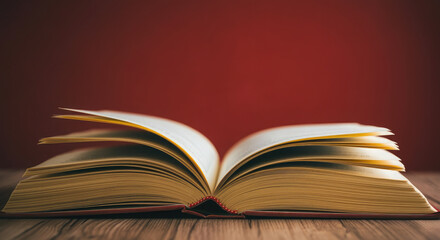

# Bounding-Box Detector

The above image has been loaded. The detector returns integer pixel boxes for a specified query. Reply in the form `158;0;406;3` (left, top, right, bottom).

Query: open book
2;108;438;219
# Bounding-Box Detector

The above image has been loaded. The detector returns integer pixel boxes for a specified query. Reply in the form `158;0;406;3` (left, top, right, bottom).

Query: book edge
1;198;438;219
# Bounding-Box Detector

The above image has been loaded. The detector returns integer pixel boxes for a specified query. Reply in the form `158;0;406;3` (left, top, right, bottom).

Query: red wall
1;0;439;170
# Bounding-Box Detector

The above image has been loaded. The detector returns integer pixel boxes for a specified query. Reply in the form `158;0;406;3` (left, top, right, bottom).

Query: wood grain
0;170;439;240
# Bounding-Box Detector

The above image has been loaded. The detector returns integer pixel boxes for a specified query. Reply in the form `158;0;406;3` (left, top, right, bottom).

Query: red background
1;0;439;170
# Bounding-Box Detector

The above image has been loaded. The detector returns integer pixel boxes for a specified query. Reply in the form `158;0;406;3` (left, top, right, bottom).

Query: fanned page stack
2;108;438;219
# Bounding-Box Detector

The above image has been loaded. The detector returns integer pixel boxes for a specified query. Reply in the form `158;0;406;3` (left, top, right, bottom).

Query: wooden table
0;170;439;240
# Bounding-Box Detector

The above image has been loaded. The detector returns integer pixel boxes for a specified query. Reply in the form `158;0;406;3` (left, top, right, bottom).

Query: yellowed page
218;123;392;187
5;145;207;213
297;136;398;150
215;164;437;214
39;129;211;190
216;145;403;190
57;108;219;192
39;129;188;164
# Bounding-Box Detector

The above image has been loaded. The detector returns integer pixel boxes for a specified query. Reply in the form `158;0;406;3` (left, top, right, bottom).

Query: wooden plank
1;217;439;240
0;171;439;240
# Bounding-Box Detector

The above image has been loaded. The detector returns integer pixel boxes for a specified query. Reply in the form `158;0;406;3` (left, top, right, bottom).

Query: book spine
188;196;239;214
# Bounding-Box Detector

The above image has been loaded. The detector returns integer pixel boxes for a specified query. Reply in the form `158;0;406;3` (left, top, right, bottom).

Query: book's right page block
217;123;391;185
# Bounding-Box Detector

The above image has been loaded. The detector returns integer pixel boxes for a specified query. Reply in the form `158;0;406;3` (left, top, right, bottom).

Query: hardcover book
2;108;438;219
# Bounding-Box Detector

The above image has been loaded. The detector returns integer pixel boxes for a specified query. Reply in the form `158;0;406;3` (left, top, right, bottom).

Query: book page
39;129;211;190
40;129;189;163
297;136;398;150
215;145;404;190
217;123;392;187
57;108;219;192
7;145;207;213
215;163;437;214
29;145;189;174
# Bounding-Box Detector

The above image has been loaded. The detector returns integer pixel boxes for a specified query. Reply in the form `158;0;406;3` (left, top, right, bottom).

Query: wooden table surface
0;170;439;240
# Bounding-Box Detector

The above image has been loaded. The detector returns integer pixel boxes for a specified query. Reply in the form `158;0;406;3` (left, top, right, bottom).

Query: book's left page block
57;108;220;192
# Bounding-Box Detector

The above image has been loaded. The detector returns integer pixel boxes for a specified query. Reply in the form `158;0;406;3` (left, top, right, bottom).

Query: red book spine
188;196;238;215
